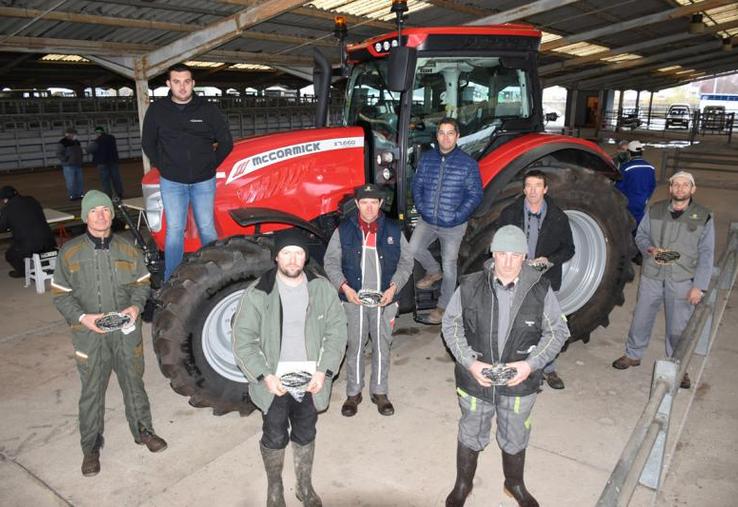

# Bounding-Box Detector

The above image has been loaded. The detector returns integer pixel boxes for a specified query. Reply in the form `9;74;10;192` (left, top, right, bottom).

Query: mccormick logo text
226;136;364;184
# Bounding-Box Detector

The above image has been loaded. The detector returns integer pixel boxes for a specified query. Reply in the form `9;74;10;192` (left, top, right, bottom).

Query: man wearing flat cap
324;183;413;417
0;185;56;278
442;225;569;507
52;190;166;477
613;171;715;390
232;231;347;507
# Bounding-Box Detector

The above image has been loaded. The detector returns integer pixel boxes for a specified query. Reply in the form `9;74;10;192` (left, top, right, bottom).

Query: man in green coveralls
52;190;167;476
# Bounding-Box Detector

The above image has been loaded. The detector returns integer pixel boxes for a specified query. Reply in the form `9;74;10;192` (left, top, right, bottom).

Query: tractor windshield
409;56;532;159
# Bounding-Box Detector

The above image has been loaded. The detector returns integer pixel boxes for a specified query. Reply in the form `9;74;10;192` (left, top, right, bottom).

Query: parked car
665;104;691;129
701;105;729;131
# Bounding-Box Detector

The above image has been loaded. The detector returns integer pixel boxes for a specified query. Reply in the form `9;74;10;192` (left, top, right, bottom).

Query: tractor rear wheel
459;166;635;342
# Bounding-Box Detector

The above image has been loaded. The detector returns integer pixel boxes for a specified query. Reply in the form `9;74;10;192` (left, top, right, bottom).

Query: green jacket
231;266;347;413
52;233;151;336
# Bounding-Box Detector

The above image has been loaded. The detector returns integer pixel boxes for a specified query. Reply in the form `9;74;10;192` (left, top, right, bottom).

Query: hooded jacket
141;93;233;184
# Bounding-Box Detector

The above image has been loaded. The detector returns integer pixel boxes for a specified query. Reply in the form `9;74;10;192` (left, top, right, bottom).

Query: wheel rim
201;289;248;383
559;210;607;315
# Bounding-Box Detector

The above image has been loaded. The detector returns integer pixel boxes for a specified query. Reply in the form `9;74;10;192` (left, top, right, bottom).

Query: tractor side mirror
387;46;417;92
545;112;559;122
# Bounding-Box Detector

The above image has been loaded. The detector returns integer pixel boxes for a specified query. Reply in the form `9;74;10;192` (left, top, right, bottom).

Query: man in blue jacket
615;140;656;230
410;117;483;324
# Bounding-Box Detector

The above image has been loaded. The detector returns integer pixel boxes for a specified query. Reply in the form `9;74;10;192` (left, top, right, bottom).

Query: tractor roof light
688;14;704;34
334;16;347;40
722;37;733;52
391;0;408;15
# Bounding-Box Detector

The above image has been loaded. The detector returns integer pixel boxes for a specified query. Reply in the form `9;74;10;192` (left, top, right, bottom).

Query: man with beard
612;171;715;389
232;231;347;507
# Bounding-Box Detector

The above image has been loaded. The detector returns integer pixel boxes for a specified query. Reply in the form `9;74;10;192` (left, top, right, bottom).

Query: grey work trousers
625;275;695;359
456;387;537;455
343;301;398;396
408;218;467;309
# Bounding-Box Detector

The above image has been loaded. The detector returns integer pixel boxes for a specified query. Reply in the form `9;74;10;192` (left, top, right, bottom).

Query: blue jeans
62;165;84;199
98;163;124;197
160;176;218;281
409;217;467;309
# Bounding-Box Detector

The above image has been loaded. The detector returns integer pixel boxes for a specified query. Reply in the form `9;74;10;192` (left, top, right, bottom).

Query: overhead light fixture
688;14;704;34
722;37;733;52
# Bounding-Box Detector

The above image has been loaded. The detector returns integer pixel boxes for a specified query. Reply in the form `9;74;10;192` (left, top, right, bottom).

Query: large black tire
459;166;635;342
152;236;273;416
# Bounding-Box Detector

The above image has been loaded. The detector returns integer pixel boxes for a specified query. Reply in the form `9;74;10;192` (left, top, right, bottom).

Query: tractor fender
228;206;330;243
477;138;619;216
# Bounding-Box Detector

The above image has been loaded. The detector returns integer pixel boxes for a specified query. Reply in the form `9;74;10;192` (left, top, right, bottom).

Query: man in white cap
615;140;656;229
232;230;347;507
441;225;569;507
613;171;715;389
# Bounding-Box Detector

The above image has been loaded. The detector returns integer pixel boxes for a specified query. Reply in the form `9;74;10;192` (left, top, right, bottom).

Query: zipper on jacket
433;154;448;221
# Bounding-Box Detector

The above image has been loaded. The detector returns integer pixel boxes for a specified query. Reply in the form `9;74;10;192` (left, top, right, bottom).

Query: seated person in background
0;186;56;278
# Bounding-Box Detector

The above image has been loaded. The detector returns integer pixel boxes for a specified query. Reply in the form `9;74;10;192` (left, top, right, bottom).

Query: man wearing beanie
442;225;569;507
232;230;347;507
323;183;413;417
0;185;56;278
51;190;167;477
612;171;714;390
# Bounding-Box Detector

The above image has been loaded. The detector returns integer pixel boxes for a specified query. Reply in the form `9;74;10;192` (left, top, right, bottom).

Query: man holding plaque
324;183;413;417
232;231;347;507
441;225;569;507
51;190;166;477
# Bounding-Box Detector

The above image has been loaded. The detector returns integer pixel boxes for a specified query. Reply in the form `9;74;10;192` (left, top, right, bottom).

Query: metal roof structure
0;0;737;93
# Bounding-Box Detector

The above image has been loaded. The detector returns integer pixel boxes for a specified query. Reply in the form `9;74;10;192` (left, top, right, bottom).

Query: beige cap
669;171;695;186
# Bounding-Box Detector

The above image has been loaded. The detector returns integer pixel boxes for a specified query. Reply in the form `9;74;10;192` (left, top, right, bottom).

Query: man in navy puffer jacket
410;117;483;324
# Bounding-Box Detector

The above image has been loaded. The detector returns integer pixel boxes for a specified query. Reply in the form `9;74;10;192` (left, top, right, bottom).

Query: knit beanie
490;225;527;254
272;229;309;259
81;190;114;223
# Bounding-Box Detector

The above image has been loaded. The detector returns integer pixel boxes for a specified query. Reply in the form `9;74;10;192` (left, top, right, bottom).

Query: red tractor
143;20;634;415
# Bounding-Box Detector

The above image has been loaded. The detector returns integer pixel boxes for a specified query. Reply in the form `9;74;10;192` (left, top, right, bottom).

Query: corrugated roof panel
552;41;609;57
307;0;432;21
600;53;642;63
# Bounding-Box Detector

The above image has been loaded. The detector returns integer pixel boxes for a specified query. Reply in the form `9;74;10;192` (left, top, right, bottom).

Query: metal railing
597;223;738;506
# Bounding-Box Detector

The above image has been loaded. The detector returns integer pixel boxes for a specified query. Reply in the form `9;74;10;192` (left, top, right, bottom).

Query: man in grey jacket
232;231;347;507
324;184;413;417
442;225;569;507
612;171;715;389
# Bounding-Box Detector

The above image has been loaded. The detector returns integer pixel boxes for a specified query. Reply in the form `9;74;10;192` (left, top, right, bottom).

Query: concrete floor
1;152;738;506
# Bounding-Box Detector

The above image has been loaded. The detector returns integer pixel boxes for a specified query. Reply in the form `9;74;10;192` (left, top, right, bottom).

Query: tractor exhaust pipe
313;48;331;128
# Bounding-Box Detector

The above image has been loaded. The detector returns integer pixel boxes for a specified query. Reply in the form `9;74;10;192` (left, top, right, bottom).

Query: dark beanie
0;186;18;200
273;229;309;258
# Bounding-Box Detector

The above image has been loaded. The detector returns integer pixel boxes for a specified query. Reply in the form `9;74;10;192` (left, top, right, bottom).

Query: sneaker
416;272;443;289
612;355;641;370
425;307;445;325
135;429;167;453
544;371;565;390
680;373;691;389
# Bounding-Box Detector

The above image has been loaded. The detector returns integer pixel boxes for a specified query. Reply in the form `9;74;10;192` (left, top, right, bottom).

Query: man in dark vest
612;171;714;389
442;225;569;507
324;184;413;417
497;170;574;389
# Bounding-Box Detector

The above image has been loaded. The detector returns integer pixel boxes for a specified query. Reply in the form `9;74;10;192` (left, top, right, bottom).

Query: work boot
502;450;539;507
426;306;445;325
260;442;286;507
680;373;691;389
81;434;104;477
416;271;443;289
611;355;641;370
445;441;480;507
341;393;362;417
544;371;565;390
370;393;395;416
135;428;168;453
292;441;322;507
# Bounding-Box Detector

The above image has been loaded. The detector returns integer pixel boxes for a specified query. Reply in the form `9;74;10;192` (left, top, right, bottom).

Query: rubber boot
445;441;480;507
292;441;322;507
259;443;286;507
502;450;539;507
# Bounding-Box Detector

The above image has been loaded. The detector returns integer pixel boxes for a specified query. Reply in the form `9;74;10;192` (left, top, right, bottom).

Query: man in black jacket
497;170;574;390
88;126;123;198
141;63;233;280
0;186;56;278
442;225;569;507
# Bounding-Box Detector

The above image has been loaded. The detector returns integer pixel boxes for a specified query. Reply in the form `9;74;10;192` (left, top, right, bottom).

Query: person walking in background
56;127;84;200
141;62;233;281
88;126;123;198
497;170;575;390
612;139;630;169
612;172;715;390
410;117;483;324
615;140;656;229
0;185;56;278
